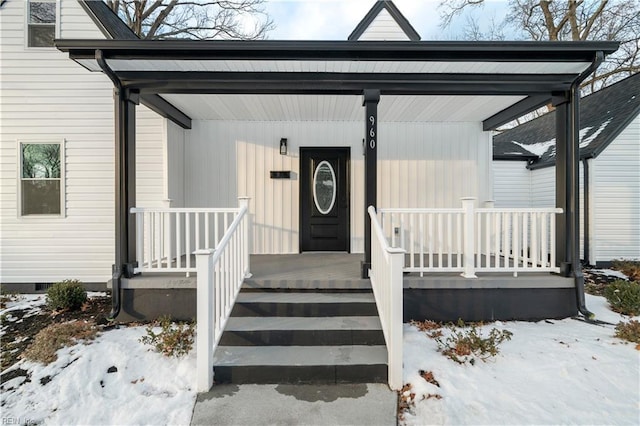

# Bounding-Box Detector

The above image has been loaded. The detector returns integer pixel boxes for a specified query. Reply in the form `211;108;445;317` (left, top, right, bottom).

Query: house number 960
368;115;376;149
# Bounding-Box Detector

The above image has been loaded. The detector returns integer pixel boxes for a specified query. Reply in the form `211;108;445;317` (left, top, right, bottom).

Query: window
20;142;63;216
27;0;56;47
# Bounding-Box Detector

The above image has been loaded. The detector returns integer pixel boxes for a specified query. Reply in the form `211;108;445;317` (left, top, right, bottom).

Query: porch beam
116;72;577;96
140;94;192;129
482;95;551;130
362;89;380;279
114;87;139;278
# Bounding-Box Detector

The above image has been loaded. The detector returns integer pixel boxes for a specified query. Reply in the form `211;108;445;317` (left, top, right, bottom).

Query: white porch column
195;248;215;392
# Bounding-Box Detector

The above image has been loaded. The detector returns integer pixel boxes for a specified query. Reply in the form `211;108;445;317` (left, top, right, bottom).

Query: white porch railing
379;198;562;277
195;197;251;392
368;206;404;391
131;206;241;274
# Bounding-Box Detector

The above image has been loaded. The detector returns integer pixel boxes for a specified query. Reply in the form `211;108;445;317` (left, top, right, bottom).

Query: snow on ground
1;294;196;426
403;294;640;425
590;268;629;280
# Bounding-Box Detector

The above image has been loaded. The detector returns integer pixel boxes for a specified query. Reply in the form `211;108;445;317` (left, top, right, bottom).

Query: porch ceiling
160;94;526;123
56;39;619;128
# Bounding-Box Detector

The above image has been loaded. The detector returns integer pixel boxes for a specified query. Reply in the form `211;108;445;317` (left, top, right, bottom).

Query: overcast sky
262;0;510;40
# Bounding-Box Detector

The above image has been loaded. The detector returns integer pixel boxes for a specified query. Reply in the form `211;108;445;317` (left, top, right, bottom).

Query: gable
348;1;420;41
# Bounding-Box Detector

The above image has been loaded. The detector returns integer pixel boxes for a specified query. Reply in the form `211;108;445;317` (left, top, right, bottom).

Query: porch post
554;92;572;276
362;90;380;278
114;88;139;279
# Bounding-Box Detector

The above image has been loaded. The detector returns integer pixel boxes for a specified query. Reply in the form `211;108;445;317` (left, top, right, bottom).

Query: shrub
603;280;640;316
140;316;195;357
435;320;513;364
23;321;98;364
46;279;87;311
614;320;640;344
612;260;640;281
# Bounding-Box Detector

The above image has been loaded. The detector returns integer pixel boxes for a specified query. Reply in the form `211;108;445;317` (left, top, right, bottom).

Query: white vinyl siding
590;115;640;262
1;0;167;284
492;161;531;208
185;121;492;254
357;8;411;41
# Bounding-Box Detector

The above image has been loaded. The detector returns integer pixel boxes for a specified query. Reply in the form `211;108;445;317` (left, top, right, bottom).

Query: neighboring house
493;73;640;266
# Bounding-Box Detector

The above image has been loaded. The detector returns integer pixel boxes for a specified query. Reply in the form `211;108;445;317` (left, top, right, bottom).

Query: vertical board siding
166;120;186;207
185;121;491;254
591;116;640;261
0;0;167;283
357;9;411;41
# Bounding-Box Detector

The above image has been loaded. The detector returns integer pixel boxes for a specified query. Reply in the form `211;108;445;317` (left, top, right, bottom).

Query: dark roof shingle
493;73;640;169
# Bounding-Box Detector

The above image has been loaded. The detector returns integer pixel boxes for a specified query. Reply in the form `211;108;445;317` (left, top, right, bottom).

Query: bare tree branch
106;0;274;40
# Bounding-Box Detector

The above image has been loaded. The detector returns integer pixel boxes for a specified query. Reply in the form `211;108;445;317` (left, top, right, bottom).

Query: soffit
161;94;526;122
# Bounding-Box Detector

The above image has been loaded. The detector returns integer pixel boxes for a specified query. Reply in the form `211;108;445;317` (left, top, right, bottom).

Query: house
1;0;620;391
493;73;640;266
0;0;177;290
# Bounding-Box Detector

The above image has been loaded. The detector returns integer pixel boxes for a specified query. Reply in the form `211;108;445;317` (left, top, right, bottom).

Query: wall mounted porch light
280;138;288;155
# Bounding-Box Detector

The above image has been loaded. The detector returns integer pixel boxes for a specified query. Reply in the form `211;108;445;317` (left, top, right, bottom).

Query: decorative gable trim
348;0;420;41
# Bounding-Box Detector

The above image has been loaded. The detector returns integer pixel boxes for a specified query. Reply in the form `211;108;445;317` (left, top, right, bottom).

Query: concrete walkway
191;384;397;426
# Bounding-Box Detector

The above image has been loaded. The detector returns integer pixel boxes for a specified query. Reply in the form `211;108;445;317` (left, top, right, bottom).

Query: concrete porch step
212;345;388;384
231;291;379;317
219;316;385;346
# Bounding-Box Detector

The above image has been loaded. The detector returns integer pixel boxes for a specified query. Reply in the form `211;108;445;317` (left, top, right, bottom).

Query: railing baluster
437;213;443;270
531;213;538;268
186;212;191;272
205;213;210;249
419;213;424;277
485;212;491;269
513;213;519;277
409;214;415;270
428;213;433;270
522;213;529;270
540;215;559;268
541;213;548;268
136;212;144;273
175;212;181;269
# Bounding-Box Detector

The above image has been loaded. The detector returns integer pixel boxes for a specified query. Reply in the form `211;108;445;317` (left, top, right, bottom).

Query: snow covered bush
46;279;87;311
435;320;512;364
140;316;195;357
604;280;640;316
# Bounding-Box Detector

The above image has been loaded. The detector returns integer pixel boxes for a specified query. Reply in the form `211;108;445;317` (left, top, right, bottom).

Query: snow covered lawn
2;288;638;425
402;294;640;425
1;295;196;426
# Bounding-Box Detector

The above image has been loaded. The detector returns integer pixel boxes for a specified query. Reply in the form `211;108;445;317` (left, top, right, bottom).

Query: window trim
17;139;66;219
24;0;60;50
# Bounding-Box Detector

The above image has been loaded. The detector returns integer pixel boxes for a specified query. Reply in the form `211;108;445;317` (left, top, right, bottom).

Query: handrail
131;207;241;213
368;206;403;391
195;198;250;392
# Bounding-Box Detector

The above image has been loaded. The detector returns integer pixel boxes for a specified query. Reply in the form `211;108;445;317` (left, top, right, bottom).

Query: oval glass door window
313;161;336;215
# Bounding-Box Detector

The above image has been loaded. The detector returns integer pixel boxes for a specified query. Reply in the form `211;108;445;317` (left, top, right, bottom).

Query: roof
493;73;640;169
79;0;139;41
348;0;420;41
